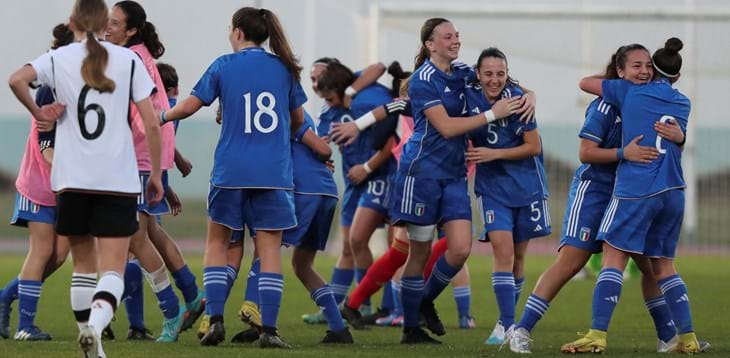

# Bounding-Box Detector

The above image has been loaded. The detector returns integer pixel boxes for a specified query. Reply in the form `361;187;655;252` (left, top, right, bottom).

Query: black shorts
56;191;138;237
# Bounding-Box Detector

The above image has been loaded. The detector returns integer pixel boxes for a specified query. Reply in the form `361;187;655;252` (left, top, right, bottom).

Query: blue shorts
283;194;337;251
389;174;471;226
208;186;297;232
477;195;551;243
10;193;55;227
357;174;391;218
137;171;170;216
341;184;364;227
597;189;684;259
559;178;612;254
229;226;256;243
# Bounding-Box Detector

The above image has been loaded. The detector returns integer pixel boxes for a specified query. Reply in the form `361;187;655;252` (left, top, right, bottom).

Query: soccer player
0;23;75;342
162;6;306;348
105;1;196;342
462;47;551;345
314;61;397;326
392;18;522;344
9;1;164;356
508;44;691;354
562;37;702;354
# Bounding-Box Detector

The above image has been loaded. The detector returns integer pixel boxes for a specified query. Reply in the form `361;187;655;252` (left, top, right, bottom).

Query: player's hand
623;135;659;163
654;119;685;145
343;94;353;109
321;135;332;144
347;164;369;185
491;96;522;120
517;91;536;123
465;146;501;163
330;122;359;146
165;187;182;216
215;104;222;125
35;103;66;131
325;160;335;173
146;174;164;207
175;155;193;178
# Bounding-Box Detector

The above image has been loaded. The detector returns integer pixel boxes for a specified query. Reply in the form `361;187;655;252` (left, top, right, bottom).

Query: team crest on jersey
415;203;426;217
485;210;495;224
580;227;591;242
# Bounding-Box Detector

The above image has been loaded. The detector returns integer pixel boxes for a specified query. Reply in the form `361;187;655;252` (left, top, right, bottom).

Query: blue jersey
192;47;307;189
574;98;622;185
602;78;690;198
317;84;393;185
466;84;548;207
291;111;338;197
401;60;473;179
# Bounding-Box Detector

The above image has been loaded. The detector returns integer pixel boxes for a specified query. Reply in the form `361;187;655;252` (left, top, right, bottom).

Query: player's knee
446;243;471;266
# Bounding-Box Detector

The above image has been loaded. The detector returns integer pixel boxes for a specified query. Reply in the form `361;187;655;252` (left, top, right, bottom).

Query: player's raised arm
425;99;520;139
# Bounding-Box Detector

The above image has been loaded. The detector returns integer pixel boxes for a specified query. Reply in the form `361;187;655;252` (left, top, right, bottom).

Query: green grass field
0;255;726;357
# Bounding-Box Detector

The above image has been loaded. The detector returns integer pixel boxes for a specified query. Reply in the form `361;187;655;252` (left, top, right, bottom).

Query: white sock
88;272;124;337
71;272;97;331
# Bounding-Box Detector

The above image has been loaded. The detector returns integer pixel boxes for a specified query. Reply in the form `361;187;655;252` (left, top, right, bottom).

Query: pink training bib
15;119;54;206
129;43;175;171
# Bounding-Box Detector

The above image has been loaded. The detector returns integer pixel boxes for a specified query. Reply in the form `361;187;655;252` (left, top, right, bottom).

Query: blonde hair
72;0;116;93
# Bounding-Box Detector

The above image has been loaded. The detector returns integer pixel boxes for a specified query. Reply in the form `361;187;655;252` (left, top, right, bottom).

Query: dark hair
114;1;165;59
602;43;650;80
156;62;178;91
232;7;302;81
475;47;519;86
316;62;355;100
312;57;340;66
72;0;115;93
414;17;451;70
387;61;411;98
51;23;74;50
652;37;683;79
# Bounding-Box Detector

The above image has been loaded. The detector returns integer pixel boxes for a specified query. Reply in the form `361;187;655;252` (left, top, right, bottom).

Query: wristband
483;110;496;123
160;110;168;125
363;162;373;174
678;133;687;146
345;86;358;97
293;122;312;142
354;111;377;131
616;148;625;161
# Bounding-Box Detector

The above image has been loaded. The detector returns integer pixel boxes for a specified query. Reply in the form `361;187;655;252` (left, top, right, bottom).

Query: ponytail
260;9;302;81
114;1;165;58
51;23;74;50
603;43;650;80
72;0;115;93
387;61;412;98
652;37;683;79
414;18;450;70
82;32;116;93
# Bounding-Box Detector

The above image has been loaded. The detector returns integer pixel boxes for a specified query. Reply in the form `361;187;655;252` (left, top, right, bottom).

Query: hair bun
664;37;683;55
388;61;404;77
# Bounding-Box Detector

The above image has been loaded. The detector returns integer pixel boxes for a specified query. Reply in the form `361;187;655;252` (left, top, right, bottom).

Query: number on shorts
655;115;676;154
243;92;278;134
77;85;106;140
530;201;542;222
368;179;386;196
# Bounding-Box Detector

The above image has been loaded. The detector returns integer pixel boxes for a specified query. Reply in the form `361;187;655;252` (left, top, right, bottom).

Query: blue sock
171;264;198;304
400;276;424;328
658;274;693;334
645;296;676;342
244;259;260;305
453;285;471;317
258;272;284;329
423;256;462;302
514;277;525;304
0;277;19;305
155;285;180;319
123;260;145;329
391;280;403;316
354;268;370;307
311;285;346;332
17;280;41;330
591;268;624;331
517;294;550;333
329;268;354;304
224;265;238;300
493;272;516;327
203;266;228;317
380;280;394;313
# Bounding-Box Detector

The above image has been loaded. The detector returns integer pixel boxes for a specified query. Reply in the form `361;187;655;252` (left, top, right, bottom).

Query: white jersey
30;40;155;195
